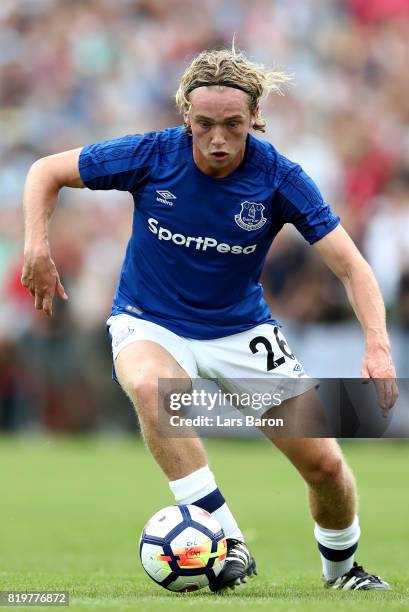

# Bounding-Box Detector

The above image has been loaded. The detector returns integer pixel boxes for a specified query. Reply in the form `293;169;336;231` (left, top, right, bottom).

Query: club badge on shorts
234;201;267;231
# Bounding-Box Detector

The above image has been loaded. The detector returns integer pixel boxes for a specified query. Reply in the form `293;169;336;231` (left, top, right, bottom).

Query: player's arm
22;148;84;316
313;224;398;414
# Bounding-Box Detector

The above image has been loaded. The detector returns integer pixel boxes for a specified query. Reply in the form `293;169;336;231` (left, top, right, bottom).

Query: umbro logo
156;190;177;205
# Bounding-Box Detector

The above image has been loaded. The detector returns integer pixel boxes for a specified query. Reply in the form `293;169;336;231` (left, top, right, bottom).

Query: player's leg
109;315;245;562
115;340;245;547
114;339;205;479
265;435;357;528
257;387;331;437
192;325;389;590
268;434;390;589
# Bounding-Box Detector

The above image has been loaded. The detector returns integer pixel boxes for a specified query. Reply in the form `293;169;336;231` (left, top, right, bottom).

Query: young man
22;47;398;591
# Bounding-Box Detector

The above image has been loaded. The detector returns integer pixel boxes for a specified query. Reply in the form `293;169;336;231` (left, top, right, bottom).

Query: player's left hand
361;346;398;417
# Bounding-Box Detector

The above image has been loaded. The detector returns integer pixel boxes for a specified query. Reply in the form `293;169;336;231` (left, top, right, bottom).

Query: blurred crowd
1;0;408;430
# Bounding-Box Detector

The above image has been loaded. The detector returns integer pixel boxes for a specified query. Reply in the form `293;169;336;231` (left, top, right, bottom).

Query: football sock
314;515;361;580
169;465;244;541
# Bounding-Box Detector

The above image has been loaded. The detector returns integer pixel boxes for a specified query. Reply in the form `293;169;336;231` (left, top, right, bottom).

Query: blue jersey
79;126;339;339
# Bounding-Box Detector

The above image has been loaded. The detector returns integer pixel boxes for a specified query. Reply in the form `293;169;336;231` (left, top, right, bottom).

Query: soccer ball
140;504;227;592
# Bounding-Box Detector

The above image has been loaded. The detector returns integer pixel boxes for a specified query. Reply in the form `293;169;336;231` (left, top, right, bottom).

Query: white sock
314;516;361;580
169;465;244;541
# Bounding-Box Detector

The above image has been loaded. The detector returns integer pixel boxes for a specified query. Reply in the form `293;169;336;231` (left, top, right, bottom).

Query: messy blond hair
175;43;291;132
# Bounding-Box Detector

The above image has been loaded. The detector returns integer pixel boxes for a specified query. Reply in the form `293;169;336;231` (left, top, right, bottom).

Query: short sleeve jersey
79;126;339;339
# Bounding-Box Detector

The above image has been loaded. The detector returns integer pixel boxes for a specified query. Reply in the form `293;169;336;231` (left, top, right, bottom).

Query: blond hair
175;45;291;132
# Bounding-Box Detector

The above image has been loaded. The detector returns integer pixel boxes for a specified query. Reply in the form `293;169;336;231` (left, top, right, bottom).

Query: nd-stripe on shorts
107;313;315;403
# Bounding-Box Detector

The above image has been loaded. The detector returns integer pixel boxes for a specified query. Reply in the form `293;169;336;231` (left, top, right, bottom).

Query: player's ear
183;111;192;134
250;104;259;128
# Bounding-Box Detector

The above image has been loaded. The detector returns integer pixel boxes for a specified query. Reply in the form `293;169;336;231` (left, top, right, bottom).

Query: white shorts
107;314;315;403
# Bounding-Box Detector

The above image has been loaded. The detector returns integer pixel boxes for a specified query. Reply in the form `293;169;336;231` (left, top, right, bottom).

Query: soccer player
21;47;398;591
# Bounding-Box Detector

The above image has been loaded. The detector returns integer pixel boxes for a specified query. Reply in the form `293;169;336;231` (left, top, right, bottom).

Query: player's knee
305;453;344;487
125;373;191;423
125;371;170;409
123;376;161;432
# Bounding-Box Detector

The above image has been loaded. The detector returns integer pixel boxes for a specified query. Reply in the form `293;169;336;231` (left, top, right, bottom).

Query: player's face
186;87;257;178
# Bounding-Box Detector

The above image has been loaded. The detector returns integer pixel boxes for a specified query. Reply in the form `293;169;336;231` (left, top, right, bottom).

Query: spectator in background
363;168;409;308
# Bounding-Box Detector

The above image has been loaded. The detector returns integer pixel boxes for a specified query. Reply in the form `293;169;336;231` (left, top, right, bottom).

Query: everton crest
234;201;267;231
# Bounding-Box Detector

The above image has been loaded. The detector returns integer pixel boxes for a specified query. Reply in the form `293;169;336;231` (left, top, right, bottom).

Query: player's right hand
21;250;68;317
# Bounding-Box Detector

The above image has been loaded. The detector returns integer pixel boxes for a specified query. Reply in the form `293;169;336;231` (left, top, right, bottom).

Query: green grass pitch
0;437;408;611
